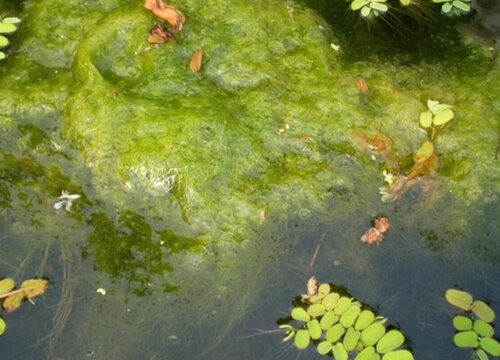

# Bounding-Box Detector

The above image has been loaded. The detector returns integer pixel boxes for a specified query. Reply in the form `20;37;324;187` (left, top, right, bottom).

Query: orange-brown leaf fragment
148;24;172;44
374;217;390;233
189;50;203;72
356;78;369;93
2;292;24;312
144;0;185;31
21;279;49;299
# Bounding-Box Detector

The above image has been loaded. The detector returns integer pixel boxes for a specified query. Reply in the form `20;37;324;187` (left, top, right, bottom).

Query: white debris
96;288;106;296
54;190;81;211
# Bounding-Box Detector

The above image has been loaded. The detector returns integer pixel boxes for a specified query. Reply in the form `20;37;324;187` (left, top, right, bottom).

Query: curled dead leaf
189;50;203;72
374;217;390;233
21;279;49;299
148;24;172;44
144;0;185;31
360;227;383;245
301;276;318;300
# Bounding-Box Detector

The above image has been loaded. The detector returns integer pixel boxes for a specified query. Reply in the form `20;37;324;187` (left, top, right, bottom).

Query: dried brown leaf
189;50;203;72
144;0;185;31
21;279;49;299
2;292;24;312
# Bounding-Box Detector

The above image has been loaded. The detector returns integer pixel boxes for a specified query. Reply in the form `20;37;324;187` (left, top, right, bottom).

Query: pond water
0;0;499;359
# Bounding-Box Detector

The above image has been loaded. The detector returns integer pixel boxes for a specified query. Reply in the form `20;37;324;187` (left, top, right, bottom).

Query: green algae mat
0;0;499;358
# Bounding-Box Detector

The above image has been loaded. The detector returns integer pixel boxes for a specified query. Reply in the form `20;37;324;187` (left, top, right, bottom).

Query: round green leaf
369;1;388;12
419;111;433;128
480;337;500;356
320;310;339;330
0;35;9;49
445;289;473;311
381;349;414;360
351;0;370;10
355;310;376;331
294;329;310;350
453;315;473;331
476;349;489;360
452;0;471;12
413;140;434;163
432;108;454;126
0;22;17;35
343;327;361;352
332;342;348;360
361;322;386;347
473;319;494;337
0;278;15;295
317;341;333;355
0;51;6;60
400;0;410;5
308;303;326;318
2;17;21;25
471;300;495;323
376;330;405;354
334;297;352;316
291;307;310;322
355;346;377;360
326;323;346;343
318;283;331;297
453;330;479;348
340;305;361;328
0;317;5;336
322;292;340;310
442;2;453;12
361;5;371;17
307;319;322;340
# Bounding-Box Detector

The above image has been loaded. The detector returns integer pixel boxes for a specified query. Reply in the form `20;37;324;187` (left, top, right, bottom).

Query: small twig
308;233;326;270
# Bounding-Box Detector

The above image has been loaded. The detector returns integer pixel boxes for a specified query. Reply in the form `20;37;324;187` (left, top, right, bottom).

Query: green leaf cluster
0;16;21;60
432;0;472;16
446;289;500;359
281;280;414;359
350;0;389;18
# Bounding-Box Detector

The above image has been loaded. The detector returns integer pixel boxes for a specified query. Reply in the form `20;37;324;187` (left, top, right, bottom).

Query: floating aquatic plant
279;277;414;359
432;0;472;16
446;289;500;359
0;16;21;60
350;0;389;18
0;277;49;336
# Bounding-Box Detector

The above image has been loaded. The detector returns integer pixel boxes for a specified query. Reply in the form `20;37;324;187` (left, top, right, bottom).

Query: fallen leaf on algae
144;0;185;31
21;279;48;299
189;50;203;72
2;292;24;312
148;24;172;44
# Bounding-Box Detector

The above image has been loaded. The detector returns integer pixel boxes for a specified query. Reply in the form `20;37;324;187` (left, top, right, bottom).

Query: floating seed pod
360;322;386;347
471;300;495;323
326;323;346;343
322;292;340;310
355;310;376;331
317;341;333;355
294;329;310;350
0;278;15;294
381;349;414;360
308;303;326;318
376;330;405;354
334;297;352;315
320;310;339;330
479;337;500;356
445;289;473;311
307;319;322;340
453;315;473;331
453;330;479;348
473;319;494;337
318;283;331;298
343;327;361;352
332;342;348;360
291;307;310;322
340;305;361;328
